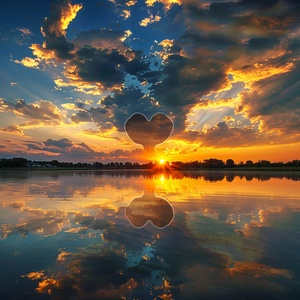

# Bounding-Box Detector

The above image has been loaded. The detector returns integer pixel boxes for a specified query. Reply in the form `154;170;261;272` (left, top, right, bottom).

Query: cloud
148;54;228;132
159;39;174;48
19;137;106;162
0;27;34;45
40;0;82;60
1;125;24;136
26;138;96;155
200;122;263;147
121;9;131;19
17;0;82;66
145;0;182;10
70;87;157;133
17;2;148;95
18;28;33;36
177;121;266;148
61;101;87;111
139;14;161;27
237;62;300;137
70;106;113;132
0;99;63;126
44;138;73;149
125;113;173;150
73;29;130;52
20;136;144;162
10;0;300;152
126;0;137;6
14;57;40;68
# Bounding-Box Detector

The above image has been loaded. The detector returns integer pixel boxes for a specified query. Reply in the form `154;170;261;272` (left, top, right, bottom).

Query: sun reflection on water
0;170;300;299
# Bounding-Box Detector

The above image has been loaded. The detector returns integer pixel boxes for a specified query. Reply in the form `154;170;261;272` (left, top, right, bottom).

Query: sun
159;158;165;165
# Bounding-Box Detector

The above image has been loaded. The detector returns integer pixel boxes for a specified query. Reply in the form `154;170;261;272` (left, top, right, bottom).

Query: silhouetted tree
203;158;225;168
226;159;235;168
245;160;254;167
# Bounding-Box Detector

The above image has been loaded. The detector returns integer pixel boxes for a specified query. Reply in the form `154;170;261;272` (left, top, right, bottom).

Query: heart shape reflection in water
126;191;174;229
125;113;173;150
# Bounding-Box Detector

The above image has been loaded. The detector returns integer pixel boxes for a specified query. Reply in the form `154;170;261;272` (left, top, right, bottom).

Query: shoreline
1;167;300;172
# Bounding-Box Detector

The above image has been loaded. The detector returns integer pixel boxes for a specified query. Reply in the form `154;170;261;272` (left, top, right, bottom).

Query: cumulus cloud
147;54;228;132
16;100;63;121
0;99;63;126
16;1;149;96
9;0;300;152
40;0;82;60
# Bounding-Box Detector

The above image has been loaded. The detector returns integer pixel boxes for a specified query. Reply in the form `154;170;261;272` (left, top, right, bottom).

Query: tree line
0;157;299;169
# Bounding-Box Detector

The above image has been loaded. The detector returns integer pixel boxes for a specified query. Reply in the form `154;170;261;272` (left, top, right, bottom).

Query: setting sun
159;159;165;165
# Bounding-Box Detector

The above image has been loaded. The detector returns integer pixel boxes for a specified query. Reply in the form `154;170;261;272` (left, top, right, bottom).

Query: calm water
0;170;300;299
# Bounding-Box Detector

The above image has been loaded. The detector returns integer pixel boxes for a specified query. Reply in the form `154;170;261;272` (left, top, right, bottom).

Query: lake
0;170;300;299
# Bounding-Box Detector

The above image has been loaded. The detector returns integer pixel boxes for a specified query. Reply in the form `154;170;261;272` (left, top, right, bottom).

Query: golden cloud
61;103;85;111
0;125;24;136
121;9;131;20
139;15;161;27
145;0;182;10
229;62;295;86
14;57;40;68
126;0;137;6
41;2;82;37
159;39;174;48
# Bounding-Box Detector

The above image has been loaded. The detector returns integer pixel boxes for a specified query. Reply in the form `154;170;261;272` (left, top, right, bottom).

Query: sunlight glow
159;159;165;165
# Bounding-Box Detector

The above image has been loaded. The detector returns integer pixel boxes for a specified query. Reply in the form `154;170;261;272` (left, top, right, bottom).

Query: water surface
0;170;300;299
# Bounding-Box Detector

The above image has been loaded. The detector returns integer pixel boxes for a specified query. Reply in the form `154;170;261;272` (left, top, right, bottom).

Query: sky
0;0;299;163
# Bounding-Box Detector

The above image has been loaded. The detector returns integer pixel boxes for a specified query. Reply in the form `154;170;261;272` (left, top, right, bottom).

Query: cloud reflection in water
0;170;300;299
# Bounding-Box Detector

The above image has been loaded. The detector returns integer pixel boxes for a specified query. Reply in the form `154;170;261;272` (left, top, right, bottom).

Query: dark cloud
70;106;113;133
44;138;73;149
40;0;82;60
10;0;300;150
22;137;146;162
72;48;126;86
125;113;173;149
247;38;280;50
148;54;227;131
238;63;300;136
71;88;157;132
73;28;127;50
67;47;150;91
24;138;98;161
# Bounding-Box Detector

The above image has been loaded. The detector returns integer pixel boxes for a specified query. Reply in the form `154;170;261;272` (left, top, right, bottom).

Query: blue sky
0;0;299;162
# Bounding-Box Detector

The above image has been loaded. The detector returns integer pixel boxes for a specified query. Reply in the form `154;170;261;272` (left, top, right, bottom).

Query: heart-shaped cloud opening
126;192;174;228
125;113;173;149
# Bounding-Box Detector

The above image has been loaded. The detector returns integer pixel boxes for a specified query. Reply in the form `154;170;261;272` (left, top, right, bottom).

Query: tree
203;158;225;168
226;159;235;168
245;160;254;167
